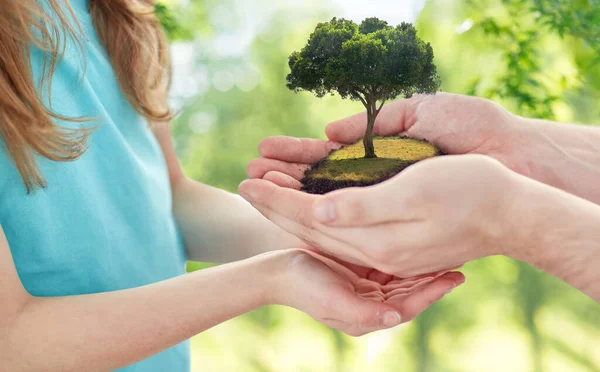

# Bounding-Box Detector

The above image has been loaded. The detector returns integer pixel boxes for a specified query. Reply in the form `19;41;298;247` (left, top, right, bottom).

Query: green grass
328;137;440;161
306;137;441;183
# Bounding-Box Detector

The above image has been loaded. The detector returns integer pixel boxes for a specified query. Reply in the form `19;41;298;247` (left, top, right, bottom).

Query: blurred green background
159;0;600;370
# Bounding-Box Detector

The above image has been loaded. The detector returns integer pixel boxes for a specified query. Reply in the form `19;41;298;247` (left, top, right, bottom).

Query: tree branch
355;87;368;96
352;91;369;108
376;100;386;114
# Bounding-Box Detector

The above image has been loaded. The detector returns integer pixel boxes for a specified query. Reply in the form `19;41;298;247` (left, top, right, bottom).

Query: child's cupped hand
272;249;464;337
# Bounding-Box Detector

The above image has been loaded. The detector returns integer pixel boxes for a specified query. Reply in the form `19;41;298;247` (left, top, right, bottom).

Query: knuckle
330;189;367;223
247;158;268;178
258;136;280;157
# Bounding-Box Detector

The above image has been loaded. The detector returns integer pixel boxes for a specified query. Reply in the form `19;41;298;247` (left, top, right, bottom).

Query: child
0;1;461;370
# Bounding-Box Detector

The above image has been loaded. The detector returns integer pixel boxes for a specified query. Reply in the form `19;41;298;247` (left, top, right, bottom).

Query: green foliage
287;17;441;157
531;0;600;57
168;0;600;370
459;0;600;119
287;18;441;105
477;12;559;118
155;2;206;41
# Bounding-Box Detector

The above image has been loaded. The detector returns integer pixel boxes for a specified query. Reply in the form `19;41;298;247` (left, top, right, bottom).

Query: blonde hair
0;0;172;192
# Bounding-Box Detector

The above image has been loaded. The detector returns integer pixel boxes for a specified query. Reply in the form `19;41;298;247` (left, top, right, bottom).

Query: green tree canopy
286;17;440;157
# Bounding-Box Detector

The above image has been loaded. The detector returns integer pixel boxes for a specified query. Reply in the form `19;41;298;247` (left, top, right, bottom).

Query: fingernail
314;200;336;222
383;311;402;327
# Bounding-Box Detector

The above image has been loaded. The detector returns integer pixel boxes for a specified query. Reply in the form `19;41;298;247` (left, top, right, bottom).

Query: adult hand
242;155;520;277
247;93;521;188
326;93;524;167
249;92;600;205
274;249;465;336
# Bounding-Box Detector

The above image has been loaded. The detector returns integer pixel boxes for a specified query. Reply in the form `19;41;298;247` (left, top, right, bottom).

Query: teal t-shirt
0;1;189;370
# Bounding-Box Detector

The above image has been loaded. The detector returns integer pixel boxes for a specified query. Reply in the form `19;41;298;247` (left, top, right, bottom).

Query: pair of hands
244;93;545;336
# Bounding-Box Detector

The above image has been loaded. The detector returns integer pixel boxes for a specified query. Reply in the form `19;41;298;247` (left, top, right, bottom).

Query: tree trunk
363;111;376;158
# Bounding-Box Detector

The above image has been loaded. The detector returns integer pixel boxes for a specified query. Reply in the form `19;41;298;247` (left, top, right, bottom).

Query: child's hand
271;249;464;336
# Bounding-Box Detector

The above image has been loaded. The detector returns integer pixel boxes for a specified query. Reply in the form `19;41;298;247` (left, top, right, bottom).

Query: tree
287;17;441;158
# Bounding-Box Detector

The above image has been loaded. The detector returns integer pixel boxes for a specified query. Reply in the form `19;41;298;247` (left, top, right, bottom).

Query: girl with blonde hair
0;1;462;370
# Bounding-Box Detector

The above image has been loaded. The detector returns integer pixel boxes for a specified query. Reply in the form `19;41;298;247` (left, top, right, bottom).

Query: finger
325;95;423;143
368;270;394;285
312;252;374;278
240;178;409;266
246;158;310;180
393;272;466;322
327;291;404;336
311;178;422;227
239;179;374;266
259;136;342;164
240;178;317;227
263;171;302;190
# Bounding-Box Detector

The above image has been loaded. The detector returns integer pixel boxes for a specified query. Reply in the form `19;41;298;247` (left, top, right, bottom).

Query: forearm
172;178;301;263
517;117;600;205
3;252;281;372
509;176;600;302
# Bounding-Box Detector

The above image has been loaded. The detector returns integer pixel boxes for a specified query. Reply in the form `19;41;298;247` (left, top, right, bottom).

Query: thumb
325;96;421;144
311;178;419;227
336;295;403;336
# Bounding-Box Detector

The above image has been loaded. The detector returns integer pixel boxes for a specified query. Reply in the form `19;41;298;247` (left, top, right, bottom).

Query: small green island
302;136;443;194
286;17;444;194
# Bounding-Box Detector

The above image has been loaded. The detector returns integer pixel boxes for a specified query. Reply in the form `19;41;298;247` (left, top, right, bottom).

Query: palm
299;250;453;305
280;250;462;337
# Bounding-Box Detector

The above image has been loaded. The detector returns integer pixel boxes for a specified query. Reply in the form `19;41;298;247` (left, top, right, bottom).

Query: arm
2;222;451;371
241;154;600;303
172;180;301;262
0;225;276;371
518;117;600;205
320;93;600;205
151;123;302;263
509;174;600;302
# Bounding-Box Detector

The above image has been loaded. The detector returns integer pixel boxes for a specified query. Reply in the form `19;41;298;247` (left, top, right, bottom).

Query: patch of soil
301;136;443;195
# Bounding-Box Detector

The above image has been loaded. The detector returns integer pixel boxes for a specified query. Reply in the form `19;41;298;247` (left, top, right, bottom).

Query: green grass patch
305;137;441;183
308;158;417;182
329;136;440;161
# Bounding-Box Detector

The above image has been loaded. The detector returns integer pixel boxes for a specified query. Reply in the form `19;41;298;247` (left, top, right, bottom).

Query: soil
301;136;443;194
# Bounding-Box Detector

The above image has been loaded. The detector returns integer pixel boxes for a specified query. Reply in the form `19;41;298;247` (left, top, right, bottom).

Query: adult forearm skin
518;117;600;205
508;175;600;303
2;252;281;372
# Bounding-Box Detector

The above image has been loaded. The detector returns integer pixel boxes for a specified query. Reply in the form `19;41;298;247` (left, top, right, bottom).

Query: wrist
251;249;304;306
503;175;558;263
509;116;600;204
506;176;600;297
260;249;312;307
